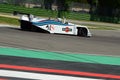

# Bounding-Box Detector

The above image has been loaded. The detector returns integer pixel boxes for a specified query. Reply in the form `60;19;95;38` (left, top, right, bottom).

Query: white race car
14;11;92;37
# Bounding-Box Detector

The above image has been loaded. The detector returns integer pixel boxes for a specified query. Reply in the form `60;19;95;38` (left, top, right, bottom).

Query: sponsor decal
62;27;72;32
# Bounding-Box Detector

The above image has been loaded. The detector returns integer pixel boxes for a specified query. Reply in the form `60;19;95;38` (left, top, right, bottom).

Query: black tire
20;20;31;31
77;28;88;37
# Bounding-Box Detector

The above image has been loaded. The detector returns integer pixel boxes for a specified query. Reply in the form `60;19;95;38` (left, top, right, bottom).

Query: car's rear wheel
20;20;31;31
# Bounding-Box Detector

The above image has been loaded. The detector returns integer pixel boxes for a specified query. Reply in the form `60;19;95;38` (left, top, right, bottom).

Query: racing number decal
50;25;54;31
62;27;72;32
47;25;54;31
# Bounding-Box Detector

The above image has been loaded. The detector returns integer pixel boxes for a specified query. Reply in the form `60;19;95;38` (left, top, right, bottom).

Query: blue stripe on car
32;20;72;26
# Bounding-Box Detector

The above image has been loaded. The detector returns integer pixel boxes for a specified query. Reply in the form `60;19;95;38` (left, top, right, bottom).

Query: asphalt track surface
0;26;120;56
0;25;120;80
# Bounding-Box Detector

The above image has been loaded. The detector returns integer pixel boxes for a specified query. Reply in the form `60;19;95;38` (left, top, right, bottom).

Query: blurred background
0;0;120;23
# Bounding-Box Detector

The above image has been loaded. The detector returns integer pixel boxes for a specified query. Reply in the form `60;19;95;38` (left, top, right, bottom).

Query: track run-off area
0;25;120;80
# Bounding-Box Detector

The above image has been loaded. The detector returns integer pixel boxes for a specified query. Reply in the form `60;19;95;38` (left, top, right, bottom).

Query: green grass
66;12;90;21
82;24;120;30
0;16;19;25
0;4;90;21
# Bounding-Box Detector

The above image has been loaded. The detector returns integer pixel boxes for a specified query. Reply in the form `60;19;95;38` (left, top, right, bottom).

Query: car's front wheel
77;28;88;37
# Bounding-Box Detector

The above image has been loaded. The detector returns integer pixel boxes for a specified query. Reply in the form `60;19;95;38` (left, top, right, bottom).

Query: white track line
0;70;103;80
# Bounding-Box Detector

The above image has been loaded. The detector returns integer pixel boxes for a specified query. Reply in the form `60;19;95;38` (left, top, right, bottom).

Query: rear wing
13;11;30;16
13;11;34;21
